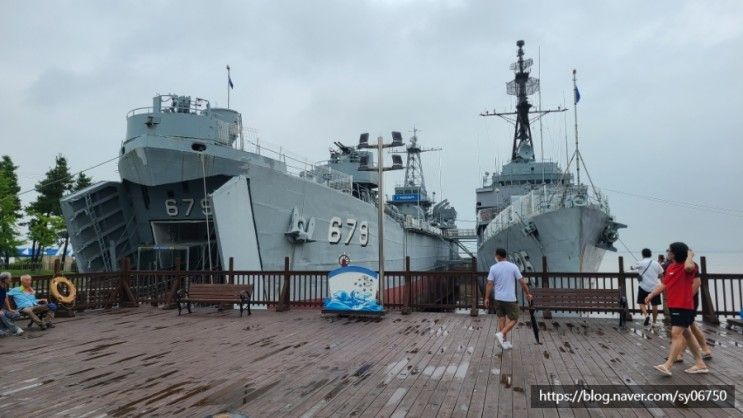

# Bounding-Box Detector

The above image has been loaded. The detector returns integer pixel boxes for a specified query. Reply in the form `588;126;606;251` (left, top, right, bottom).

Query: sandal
654;364;672;376
702;352;712;360
684;366;709;374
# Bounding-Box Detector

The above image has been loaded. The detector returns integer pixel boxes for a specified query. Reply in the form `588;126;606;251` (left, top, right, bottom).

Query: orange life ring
51;276;76;305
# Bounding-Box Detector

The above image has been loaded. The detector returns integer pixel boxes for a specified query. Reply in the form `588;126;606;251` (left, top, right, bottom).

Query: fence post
402;256;412;315
119;257;137;308
470;257;479;317
699;256;720;325
228;257;235;284
277;256;291;312
53;259;61;276
164;257;182;308
541;256;552;319
618;256;633;321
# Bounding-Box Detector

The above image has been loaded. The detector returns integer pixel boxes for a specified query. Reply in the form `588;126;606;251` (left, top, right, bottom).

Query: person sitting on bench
8;275;56;330
0;272;23;336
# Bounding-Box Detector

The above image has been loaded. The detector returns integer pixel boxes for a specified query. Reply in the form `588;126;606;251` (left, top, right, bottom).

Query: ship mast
572;68;581;185
481;40;566;163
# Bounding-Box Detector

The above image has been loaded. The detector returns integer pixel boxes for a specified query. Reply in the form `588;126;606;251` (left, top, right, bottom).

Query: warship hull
62;136;456;274
477;206;610;273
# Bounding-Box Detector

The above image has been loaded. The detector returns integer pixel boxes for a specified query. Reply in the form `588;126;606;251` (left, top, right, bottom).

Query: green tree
0;171;23;263
27;211;64;259
0;156;22;219
73;172;93;192
26;154;73;261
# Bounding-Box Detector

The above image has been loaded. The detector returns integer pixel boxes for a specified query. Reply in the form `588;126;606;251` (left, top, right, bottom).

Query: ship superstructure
476;41;624;272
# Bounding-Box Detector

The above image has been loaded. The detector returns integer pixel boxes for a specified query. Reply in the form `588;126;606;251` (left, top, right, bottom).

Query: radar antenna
390;127;441;193
480;40;566;162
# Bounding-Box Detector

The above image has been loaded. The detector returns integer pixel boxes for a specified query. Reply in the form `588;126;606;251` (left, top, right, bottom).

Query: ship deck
1;308;741;417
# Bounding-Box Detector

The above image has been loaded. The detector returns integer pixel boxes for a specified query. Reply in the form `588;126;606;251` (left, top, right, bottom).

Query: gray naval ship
476;41;625;273
61;94;459;278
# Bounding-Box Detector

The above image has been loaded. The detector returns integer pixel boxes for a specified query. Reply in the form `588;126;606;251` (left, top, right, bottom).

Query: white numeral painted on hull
165;198;210;216
328;217;343;243
344;219;357;244
359;221;369;247
328;217;369;246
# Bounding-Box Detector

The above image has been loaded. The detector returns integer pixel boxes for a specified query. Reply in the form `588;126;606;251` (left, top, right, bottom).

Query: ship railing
481;185;610;242
240;137;353;195
297;165;353;195
403;216;443;236
126;104;210;118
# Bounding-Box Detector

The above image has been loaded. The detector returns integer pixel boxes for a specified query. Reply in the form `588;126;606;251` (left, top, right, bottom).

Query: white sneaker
503;341;513;350
13;328;23;336
495;332;505;348
495;331;504;348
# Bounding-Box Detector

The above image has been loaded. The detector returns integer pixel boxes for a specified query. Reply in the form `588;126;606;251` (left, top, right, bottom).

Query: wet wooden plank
1;309;741;417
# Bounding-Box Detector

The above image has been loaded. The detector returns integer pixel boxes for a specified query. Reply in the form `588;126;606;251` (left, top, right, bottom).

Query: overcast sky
2;0;742;271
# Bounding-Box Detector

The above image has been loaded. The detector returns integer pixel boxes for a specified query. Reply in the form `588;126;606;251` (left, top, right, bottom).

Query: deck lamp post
358;132;405;306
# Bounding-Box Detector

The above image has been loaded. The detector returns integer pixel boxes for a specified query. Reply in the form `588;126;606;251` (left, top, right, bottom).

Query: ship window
191;142;207;152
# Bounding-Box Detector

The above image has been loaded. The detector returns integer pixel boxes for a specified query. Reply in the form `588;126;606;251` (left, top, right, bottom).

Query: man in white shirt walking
631;248;664;326
484;248;532;350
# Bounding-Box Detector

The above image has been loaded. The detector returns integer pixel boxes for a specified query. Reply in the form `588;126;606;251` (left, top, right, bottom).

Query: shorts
637;288;661;306
494;300;519;320
669;308;695;328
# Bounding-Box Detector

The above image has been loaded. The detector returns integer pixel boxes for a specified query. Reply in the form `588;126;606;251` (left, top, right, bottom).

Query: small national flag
574;86;580;103
227;65;234;89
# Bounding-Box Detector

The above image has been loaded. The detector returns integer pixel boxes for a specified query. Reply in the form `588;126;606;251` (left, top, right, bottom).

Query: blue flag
574;86;580;103
227;65;234;89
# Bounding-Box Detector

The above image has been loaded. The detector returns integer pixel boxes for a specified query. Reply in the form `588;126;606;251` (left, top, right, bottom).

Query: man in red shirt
644;242;709;375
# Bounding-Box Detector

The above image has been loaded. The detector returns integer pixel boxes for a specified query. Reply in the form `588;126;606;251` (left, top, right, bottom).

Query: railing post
53;258;61;276
277;256;291;312
617;256;632;321
164;257;182;308
228;257;235;284
470;256;478;317
699;256;720;325
119;257;137;308
402;256;412;315
541;256;552;319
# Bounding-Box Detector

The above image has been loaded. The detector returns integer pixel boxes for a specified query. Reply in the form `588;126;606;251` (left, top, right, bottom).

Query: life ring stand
50;276;77;305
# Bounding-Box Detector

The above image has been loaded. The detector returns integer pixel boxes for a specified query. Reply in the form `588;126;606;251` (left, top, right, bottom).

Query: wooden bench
531;288;629;327
8;298;50;329
176;283;253;317
726;317;743;331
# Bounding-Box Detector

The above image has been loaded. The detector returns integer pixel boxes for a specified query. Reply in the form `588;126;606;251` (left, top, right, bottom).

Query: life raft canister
50;276;76;304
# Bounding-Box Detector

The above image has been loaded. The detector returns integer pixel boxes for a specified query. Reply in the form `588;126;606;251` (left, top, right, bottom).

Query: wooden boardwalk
0;308;741;417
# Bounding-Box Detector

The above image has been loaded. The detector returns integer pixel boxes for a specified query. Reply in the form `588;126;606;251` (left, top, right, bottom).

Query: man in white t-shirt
631;248;664;326
484;248;532;350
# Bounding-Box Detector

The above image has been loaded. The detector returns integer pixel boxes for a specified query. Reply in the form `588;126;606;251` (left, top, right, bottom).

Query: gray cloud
1;0;742;271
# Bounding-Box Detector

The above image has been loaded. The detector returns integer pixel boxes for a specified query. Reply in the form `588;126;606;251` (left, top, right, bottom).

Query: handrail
13;256;741;321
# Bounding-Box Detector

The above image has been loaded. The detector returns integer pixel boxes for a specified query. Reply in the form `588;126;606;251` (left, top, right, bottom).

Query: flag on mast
573;68;580;103
227;65;234;89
